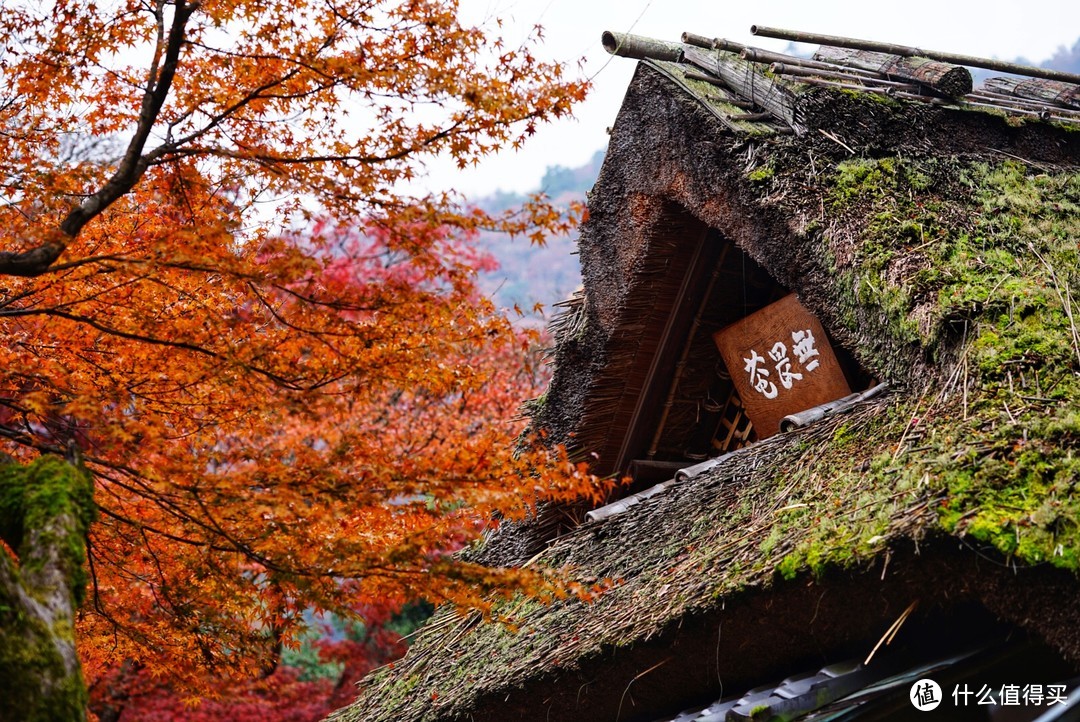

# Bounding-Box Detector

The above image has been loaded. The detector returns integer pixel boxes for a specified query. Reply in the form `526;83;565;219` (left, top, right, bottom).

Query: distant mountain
1043;38;1080;73
970;36;1080;84
473;149;604;313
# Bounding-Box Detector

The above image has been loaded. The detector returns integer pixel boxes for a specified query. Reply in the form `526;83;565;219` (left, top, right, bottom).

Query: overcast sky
420;0;1080;198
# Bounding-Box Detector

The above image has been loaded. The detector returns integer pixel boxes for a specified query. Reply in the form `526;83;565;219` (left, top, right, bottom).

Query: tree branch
0;0;197;278
60;0;194;238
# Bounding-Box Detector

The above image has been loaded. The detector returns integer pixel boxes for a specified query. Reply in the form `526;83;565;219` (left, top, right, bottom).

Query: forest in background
1037;37;1080;72
473;149;604;312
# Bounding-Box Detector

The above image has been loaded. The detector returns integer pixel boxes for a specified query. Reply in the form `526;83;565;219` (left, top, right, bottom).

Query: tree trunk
0;456;95;722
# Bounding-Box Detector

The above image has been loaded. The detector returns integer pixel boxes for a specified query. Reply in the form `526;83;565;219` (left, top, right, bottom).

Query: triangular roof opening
570;199;873;497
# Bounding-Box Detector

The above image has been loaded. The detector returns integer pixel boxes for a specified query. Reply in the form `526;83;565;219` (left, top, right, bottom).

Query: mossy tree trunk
0;456;95;722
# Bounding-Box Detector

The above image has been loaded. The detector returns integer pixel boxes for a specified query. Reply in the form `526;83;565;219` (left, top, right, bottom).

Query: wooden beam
814;46;971;98
751;25;1080;86
983;76;1080;110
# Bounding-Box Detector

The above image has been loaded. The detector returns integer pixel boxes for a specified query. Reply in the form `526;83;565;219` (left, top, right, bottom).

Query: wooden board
712;294;850;438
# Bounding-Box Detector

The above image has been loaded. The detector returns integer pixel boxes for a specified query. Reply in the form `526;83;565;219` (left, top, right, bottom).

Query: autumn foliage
0;0;597;715
90;602;425;720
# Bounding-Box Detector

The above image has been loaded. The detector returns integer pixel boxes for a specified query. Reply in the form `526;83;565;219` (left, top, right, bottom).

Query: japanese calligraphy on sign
742;332;819;399
714;294;851;438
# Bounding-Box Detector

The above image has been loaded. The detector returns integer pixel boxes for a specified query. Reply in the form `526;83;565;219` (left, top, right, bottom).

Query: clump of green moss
1;456;95;604
780;157;1080;575
0;456;95;721
713;154;1080;589
747;164;775;183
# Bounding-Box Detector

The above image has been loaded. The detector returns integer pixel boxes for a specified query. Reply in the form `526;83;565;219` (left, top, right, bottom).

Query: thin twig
893;389;929;461
864;599;919;665
616;658;671;721
963;355;969;420
819;128;855;154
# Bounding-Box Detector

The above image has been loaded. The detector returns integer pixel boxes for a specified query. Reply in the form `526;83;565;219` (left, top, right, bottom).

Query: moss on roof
333;66;1080;722
822;157;1080;569
644;60;783;136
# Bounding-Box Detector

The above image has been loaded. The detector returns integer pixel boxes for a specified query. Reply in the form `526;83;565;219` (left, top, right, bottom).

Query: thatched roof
332;31;1080;722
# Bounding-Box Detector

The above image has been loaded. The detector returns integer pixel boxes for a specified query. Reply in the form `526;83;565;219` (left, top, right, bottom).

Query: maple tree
89;601;431;721
0;0;598;717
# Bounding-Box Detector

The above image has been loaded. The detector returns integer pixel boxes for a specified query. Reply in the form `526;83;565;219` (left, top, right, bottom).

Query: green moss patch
0;456;95;721
802;156;1080;571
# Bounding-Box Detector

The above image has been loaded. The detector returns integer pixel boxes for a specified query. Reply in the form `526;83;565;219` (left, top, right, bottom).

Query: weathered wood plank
814;46;972;98
646;61;778;134
713;294;851;438
983;76;1080;110
682;46;805;134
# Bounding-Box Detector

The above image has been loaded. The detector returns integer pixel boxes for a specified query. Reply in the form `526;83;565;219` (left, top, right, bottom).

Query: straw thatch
332;44;1080;722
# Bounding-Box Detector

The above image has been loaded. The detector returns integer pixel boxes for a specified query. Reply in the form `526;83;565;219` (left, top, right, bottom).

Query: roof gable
337;28;1080;722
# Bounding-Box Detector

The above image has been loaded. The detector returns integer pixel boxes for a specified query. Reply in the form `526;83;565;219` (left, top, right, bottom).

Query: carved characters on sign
790;329;820;371
743;329;821;399
743;349;777;399
714;295;851;437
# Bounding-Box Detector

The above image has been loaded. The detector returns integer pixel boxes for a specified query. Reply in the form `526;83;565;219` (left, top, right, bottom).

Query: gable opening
608;220;874;495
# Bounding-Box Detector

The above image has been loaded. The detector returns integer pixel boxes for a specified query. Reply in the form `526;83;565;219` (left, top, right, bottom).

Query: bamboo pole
601;31;685;62
770;62;918;91
743;47;882;78
798;77;906;97
680;33;747;55
750;25;1080;85
960;100;1050;119
680;32;714;49
968;91;1080;118
713;38;748;54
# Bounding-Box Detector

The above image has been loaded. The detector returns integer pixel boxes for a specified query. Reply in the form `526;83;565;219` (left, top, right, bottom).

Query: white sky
421;0;1080;198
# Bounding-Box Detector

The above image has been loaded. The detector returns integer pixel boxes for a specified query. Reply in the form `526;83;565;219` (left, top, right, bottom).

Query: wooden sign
713;294;850;438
